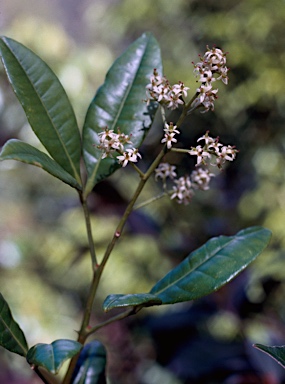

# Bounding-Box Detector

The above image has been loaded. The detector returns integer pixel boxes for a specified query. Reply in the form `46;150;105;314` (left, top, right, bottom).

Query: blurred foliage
1;0;285;383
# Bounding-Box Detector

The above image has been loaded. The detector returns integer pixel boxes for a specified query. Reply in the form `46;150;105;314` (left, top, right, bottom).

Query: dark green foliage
82;32;162;195
0;139;81;189
26;339;82;374
103;293;162;312
0;36;82;185
0;294;28;357
150;227;271;304
71;340;107;384
254;344;285;369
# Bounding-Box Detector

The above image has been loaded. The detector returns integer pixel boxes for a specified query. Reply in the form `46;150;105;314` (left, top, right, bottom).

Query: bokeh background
1;0;285;383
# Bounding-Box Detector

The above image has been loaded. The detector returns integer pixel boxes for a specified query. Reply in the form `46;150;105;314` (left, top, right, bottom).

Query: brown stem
33;367;59;384
86;307;135;337
79;192;97;269
63;103;190;383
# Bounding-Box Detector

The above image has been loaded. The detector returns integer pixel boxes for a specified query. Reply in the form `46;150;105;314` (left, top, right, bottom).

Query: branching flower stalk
78;48;224;326
0;34;273;384
77;45;232;342
65;45;234;384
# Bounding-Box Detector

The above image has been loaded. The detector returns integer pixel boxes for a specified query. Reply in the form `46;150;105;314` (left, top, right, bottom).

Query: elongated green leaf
0;293;28;357
254;344;285;368
0;139;81;189
26;339;82;374
0;36;82;184
150;226;271;304
71;340;107;384
103;293;162;312
82;32;162;195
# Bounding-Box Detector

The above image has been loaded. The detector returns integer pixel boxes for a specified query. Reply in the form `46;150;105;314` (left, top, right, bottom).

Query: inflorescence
155;131;238;205
96;46;236;205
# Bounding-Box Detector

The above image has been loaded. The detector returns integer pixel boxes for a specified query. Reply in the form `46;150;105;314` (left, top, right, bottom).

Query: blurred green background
1;0;285;383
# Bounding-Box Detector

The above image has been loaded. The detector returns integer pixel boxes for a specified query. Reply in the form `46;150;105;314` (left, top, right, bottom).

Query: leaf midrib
2;38;80;181
0;302;27;355
109;35;151;130
151;235;246;296
87;34;152;186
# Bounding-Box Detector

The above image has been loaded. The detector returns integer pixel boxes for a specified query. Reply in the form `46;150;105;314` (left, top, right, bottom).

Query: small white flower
211;145;238;168
197;131;216;146
198;70;215;85
203;46;227;70
196;84;213;102
188;145;211;166
145;69;188;110
167;94;184;110
216;66;229;85
191;167;215;190
171;176;194;205
172;81;189;97
218;145;237;161
208;140;223;154
201;89;218;112
161;132;178;149
161;122;180;149
155;163;177;181
164;122;180;135
117;148;142;167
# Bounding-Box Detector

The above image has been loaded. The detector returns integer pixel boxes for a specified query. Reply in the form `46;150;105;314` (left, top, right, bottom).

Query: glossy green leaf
150;226;271;304
254;344;285;369
0;293;28;357
82;32;162;196
26;339;82;374
71;340;107;384
0;36;82;184
0;139;81;189
103;293;162;312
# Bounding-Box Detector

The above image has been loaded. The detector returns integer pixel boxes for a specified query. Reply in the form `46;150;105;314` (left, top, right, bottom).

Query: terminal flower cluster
97;127;141;167
191;46;229;112
145;68;189;110
145;46;228;114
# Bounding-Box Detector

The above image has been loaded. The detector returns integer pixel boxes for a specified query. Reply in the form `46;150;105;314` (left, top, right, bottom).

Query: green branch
79;191;97;269
86;307;135;336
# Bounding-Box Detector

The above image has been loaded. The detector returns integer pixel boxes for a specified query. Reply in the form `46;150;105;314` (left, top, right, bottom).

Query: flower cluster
155;163;215;205
161;122;180;149
189;131;238;169
145;68;189;110
155;162;177;182
97;127;141;167
95;46;234;204
155;132;237;205
192;46;229;112
171;176;194;205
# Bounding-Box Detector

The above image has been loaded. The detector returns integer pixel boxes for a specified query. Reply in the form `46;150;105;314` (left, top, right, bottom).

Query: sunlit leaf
82;32;162;196
0;139;81;189
150;227;271;304
0;293;28;357
254;344;285;369
0;36;82;184
26;339;82;374
71;340;107;384
103;293;162;312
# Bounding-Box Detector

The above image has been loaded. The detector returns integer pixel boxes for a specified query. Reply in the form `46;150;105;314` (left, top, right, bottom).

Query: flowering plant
0;33;271;383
